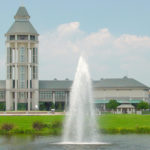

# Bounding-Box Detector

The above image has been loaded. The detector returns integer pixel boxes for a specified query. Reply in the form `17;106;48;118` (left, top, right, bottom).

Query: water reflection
0;134;150;150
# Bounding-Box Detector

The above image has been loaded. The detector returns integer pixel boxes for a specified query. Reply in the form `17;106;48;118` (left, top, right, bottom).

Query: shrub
32;121;45;130
1;123;14;131
51;120;62;128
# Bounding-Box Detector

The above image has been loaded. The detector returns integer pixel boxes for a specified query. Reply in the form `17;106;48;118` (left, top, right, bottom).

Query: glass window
40;91;52;100
30;35;35;40
17;35;28;40
32;48;38;63
10;35;15;40
7;66;12;79
7;48;12;63
20;47;25;62
0;91;5;99
19;66;25;88
19;92;27;99
55;91;66;101
32;66;38;79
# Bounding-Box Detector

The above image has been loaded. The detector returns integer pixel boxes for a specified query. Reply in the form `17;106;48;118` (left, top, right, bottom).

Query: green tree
106;100;119;110
137;101;149;110
51;102;55;109
57;103;62;111
0;102;5;111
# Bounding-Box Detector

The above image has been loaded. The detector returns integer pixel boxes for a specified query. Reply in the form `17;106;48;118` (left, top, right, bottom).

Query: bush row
0;120;63;135
100;127;150;134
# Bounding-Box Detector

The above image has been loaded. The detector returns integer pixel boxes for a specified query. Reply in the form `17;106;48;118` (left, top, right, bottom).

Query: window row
7;66;38;80
9;35;37;41
7;47;38;64
12;92;32;99
40;91;53;99
39;91;66;100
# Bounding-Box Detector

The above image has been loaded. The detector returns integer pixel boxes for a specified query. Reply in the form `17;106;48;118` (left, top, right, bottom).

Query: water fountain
62;56;103;145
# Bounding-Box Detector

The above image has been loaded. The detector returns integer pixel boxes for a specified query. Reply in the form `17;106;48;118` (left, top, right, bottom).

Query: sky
0;0;150;86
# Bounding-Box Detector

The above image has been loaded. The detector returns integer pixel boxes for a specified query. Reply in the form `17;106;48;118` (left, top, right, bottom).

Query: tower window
10;35;15;40
7;66;12;79
7;48;12;63
13;80;15;88
32;48;38;63
20;47;25;62
30;35;35;40
19;66;25;88
17;35;28;40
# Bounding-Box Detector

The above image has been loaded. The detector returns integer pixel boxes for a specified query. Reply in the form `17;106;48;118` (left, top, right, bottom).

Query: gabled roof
93;77;149;89
39;77;149;90
6;6;38;35
0;80;6;89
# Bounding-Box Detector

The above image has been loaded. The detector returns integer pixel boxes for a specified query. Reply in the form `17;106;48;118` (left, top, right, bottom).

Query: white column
28;40;31;111
14;41;18;111
52;91;55;104
104;103;106;111
65;91;68;111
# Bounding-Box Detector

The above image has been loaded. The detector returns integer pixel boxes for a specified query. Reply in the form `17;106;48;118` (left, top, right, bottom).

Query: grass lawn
0;114;150;134
99;114;150;134
0;115;64;129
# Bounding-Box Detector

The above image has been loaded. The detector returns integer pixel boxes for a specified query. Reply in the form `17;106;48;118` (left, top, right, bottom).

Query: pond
0;134;150;150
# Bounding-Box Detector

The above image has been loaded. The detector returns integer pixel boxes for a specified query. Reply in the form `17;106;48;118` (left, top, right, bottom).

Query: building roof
0;80;6;89
117;104;135;109
0;77;148;90
39;80;72;90
39;77;149;90
93;77;148;89
7;21;38;35
14;6;30;19
6;6;38;35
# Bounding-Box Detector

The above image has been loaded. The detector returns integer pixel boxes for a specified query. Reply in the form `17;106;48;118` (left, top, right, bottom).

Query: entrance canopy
94;99;142;104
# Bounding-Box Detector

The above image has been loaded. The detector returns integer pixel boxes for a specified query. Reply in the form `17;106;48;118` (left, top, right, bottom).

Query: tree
57;103;62;111
106;100;119;110
137;101;149;110
51;102;55;109
0;102;5;111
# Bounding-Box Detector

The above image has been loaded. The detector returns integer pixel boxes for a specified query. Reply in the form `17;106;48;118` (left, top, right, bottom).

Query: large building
0;6;149;111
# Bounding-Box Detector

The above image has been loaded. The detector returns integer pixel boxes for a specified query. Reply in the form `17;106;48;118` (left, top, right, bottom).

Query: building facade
0;6;149;111
5;6;39;111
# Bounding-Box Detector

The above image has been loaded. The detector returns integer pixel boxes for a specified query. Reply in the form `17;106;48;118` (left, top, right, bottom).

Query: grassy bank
0;114;150;134
99;114;150;134
0;115;64;135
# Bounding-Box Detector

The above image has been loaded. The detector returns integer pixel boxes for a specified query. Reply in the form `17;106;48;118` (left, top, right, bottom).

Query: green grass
0;115;64;135
99;114;150;134
0;114;150;135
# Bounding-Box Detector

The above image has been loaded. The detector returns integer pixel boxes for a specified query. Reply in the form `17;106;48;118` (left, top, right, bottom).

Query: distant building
0;6;149;111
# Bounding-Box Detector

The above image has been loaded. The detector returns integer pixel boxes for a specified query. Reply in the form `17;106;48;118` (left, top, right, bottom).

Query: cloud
57;22;81;36
0;57;5;79
39;22;150;86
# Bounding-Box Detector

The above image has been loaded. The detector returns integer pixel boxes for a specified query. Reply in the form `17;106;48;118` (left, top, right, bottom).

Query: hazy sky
0;0;150;86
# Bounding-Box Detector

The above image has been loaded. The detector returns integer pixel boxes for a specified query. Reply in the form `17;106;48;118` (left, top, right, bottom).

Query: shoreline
0;114;150;135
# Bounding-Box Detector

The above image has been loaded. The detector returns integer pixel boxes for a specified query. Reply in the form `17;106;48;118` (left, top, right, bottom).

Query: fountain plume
63;56;99;143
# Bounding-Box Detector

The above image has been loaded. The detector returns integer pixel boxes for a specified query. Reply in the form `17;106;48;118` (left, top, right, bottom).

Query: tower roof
6;6;38;35
14;6;30;19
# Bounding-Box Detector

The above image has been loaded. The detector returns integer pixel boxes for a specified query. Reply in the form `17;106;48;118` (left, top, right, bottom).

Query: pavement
0;111;65;116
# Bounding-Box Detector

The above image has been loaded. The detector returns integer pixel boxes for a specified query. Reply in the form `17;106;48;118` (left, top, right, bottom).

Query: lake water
0;134;150;150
